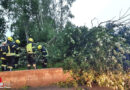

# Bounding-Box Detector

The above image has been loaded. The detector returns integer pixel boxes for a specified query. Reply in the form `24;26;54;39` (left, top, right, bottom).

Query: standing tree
0;0;58;45
52;0;75;32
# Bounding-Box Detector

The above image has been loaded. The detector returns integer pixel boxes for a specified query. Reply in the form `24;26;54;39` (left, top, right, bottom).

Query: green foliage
48;21;129;72
18;48;28;67
0;0;129;75
1;0;58;46
0;9;6;42
0;17;6;42
57;70;130;90
63;57;79;70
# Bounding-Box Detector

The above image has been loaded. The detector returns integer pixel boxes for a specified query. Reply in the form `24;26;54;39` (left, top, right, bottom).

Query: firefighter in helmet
37;45;48;68
6;37;17;71
26;38;36;69
0;42;8;71
14;39;21;69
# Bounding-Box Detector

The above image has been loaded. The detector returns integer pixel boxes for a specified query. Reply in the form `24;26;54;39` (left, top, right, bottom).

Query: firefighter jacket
14;43;21;57
40;46;48;56
26;42;36;54
0;45;8;60
6;41;18;56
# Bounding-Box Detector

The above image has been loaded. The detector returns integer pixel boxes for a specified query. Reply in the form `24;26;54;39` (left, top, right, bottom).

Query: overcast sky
70;0;130;28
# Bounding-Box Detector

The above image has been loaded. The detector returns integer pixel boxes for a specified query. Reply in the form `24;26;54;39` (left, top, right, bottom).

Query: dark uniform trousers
42;56;47;68
1;57;7;71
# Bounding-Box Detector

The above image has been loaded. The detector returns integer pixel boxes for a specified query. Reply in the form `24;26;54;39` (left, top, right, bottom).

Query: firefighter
37;45;48;68
0;42;8;71
26;38;36;69
6;37;17;71
14;39;21;69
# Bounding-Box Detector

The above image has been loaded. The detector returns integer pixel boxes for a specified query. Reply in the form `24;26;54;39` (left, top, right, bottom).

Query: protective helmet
38;45;42;50
28;38;34;42
7;37;13;42
16;40;20;44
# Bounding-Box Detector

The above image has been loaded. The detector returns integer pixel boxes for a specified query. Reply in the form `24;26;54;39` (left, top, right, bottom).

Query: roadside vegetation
0;0;130;89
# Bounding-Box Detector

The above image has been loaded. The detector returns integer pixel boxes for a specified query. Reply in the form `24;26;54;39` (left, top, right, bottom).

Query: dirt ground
4;85;113;90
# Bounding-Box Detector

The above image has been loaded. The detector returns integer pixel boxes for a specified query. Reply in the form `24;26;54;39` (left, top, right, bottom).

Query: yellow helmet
16;39;20;44
7;37;13;42
28;38;34;42
38;45;42;50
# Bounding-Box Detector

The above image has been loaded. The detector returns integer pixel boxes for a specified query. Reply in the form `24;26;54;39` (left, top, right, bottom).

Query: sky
70;0;130;28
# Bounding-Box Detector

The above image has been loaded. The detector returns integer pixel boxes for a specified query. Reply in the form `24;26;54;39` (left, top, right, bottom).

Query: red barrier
0;68;71;88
